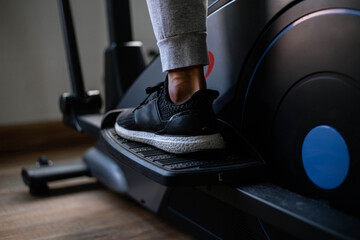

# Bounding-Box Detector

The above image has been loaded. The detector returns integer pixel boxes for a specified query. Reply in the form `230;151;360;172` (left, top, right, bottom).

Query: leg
115;0;224;154
146;0;209;104
168;66;206;104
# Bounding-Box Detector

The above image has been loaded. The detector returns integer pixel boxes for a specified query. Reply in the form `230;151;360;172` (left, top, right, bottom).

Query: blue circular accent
302;125;350;189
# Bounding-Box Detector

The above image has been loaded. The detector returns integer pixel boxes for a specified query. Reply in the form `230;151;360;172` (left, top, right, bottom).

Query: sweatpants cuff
158;32;209;72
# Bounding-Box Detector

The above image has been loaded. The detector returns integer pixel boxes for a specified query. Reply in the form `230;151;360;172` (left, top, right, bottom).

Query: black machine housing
116;0;360;209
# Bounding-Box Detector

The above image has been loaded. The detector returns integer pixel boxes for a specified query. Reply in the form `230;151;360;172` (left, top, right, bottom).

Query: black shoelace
133;81;164;112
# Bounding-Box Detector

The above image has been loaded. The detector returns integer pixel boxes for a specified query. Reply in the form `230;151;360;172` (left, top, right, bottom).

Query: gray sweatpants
146;0;209;72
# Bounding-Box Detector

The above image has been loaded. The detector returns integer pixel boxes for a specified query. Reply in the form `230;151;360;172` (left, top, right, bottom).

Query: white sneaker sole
115;123;225;154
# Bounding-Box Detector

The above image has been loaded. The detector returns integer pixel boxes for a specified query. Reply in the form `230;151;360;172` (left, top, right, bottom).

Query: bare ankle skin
168;65;206;104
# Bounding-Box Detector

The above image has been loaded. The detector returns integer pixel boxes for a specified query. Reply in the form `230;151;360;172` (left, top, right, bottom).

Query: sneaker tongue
145;81;164;94
163;77;170;99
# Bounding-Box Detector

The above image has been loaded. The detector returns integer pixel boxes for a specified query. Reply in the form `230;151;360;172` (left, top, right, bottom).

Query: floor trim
0;121;95;153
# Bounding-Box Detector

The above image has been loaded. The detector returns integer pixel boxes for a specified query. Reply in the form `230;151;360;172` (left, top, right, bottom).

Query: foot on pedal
114;79;225;154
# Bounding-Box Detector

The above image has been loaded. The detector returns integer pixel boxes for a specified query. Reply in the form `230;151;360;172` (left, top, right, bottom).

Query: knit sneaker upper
116;78;219;135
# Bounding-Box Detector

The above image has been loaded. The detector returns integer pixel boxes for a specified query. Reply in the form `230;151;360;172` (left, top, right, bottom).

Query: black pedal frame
100;110;266;186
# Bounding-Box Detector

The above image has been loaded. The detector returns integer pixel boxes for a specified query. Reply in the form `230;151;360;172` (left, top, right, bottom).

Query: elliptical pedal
100;110;266;186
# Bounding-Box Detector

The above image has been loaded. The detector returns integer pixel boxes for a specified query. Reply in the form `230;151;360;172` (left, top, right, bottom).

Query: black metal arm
58;0;102;132
58;0;85;97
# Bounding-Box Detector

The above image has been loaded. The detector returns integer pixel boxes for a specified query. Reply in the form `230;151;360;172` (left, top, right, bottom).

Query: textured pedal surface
101;128;266;186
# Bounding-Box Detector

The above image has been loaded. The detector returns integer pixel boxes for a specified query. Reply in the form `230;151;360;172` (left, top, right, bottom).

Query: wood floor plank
0;145;194;240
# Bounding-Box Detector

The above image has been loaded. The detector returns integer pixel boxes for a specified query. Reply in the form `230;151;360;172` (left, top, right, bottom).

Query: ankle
168;66;206;104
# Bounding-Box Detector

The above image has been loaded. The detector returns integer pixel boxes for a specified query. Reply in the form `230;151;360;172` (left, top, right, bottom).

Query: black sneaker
114;79;225;154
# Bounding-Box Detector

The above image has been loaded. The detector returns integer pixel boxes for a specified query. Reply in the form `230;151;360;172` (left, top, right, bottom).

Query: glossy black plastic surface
100;124;265;186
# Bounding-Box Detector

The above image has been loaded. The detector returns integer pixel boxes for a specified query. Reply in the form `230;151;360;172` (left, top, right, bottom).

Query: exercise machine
22;0;360;239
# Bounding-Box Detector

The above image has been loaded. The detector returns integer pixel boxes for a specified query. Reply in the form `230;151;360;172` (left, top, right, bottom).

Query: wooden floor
0;145;194;240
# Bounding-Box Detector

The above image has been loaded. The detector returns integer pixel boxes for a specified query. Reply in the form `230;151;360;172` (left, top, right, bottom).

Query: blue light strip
240;9;360;127
208;0;220;10
257;217;271;240
208;0;237;18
